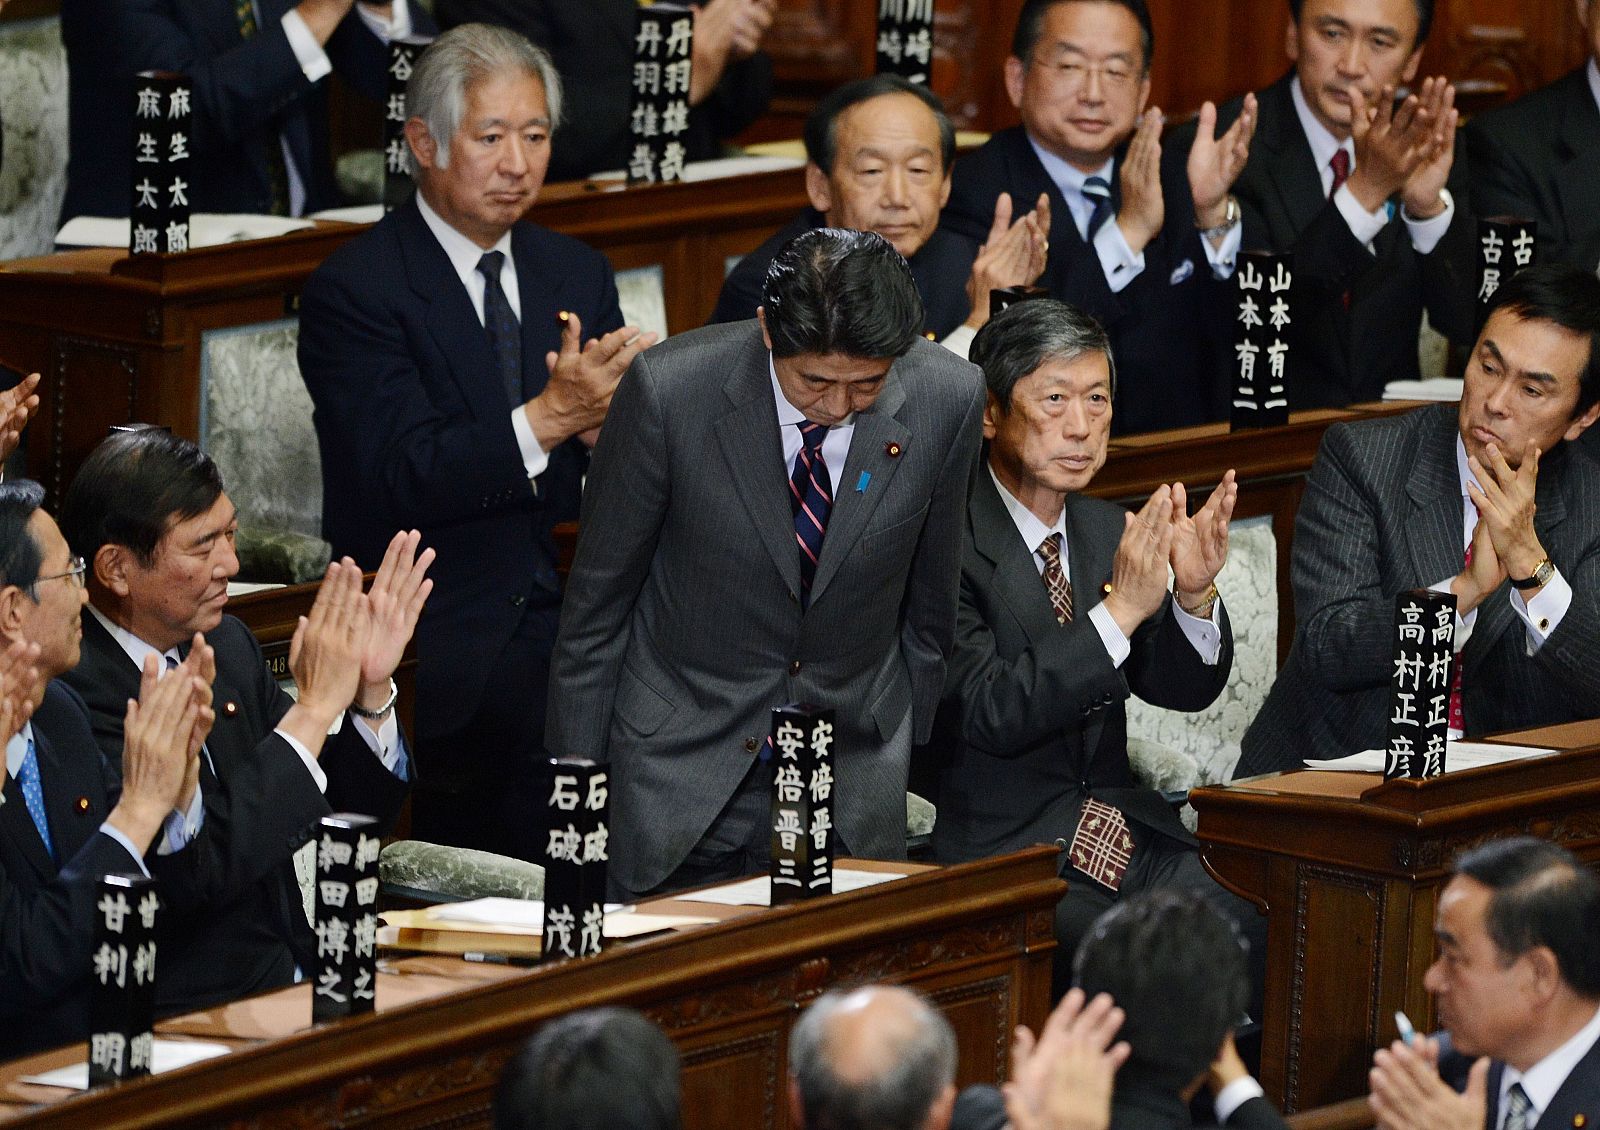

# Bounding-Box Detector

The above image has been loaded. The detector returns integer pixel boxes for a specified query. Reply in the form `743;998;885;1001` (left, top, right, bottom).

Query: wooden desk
0;850;1061;1129
1191;721;1600;1114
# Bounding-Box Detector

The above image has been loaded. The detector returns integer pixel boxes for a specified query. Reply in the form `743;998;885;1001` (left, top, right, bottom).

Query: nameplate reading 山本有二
989;285;1050;320
1477;217;1537;332
311;814;381;1022
129;72;193;256
1384;590;1457;780
627;5;694;185
1230;251;1292;431
383;38;431;212
88;874;160;1086
542;758;609;961
875;0;935;87
770;704;836;904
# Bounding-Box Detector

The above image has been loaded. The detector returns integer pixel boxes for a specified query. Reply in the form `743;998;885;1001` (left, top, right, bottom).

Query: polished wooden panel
1191;721;1600;1113
0;850;1062;1129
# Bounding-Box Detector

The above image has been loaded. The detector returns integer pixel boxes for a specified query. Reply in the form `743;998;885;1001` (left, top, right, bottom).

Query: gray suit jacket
548;322;985;894
1238;404;1600;776
928;470;1231;864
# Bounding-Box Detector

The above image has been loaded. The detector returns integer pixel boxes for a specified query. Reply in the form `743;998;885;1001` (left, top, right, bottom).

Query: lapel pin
76;796;91;813
885;442;902;458
856;471;872;493
223;701;239;717
924;331;937;341
1572;1117;1585;1128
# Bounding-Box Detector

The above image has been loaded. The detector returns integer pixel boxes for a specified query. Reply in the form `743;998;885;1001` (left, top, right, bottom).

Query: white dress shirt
1289;75;1453;255
7;723;152;871
988;466;1224;666
1497;1002;1600;1129
415;191;552;484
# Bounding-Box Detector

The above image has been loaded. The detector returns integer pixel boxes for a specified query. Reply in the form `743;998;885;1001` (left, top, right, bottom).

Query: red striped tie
789;422;832;607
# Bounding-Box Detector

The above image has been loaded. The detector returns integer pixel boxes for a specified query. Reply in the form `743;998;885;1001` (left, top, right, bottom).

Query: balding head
788;986;957;1130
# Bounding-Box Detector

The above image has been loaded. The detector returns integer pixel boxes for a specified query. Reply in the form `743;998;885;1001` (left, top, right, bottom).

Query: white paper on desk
20;1039;232;1090
677;868;906;907
55;214;315;249
1305;741;1557;773
415;898;699;938
307;203;385;224
1382;378;1463;402
587;154;805;184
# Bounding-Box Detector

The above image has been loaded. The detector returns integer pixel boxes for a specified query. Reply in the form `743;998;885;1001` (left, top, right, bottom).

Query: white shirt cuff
156;785;205;856
1430;576;1477;651
1202;219;1242;278
1402;189;1454;256
1094;219;1145;294
1334;184;1389;250
347;707;408;777
279;9;333;84
1088;601;1132;667
940;323;977;361
356;0;410;39
1172;598;1225;664
276;727;329;793
99;823;153;879
1511;568;1571;651
1214;1076;1265;1125
510;405;552;482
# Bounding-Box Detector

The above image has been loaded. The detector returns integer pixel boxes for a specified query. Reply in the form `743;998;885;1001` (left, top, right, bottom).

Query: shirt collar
1025;133;1115;202
87;602;177;675
988;463;1066;556
5;721;33;780
1500;1002;1600;1120
1455;435;1484;501
1290;74;1354;180
767;355;856;431
415;191;515;282
1588;58;1600;117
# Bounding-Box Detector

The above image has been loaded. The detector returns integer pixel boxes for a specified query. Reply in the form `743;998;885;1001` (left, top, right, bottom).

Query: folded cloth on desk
56;214;315;248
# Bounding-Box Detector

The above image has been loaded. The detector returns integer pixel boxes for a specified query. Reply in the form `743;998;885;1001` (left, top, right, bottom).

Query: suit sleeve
903;383;986;744
1224;1096;1291;1130
0;834;146;1019
1289;425;1403;693
1464;117;1553;264
1417;149;1478;348
545;347;673;761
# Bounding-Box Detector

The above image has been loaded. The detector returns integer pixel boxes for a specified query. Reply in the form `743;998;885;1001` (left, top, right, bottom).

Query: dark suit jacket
710;207;979;339
547;322;985;896
951;1081;1289;1130
1439;1029;1600;1130
1465;66;1600;273
58;0;433;221
1237;405;1600;776
926;470;1231;865
943;125;1232;435
63;611;408;1015
435;0;771;182
297;196;623;742
1190;72;1477;408
0;681;147;1059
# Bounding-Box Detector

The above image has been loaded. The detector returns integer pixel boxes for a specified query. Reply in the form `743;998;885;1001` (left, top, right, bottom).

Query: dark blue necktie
1082;175;1113;237
789;422;832;607
17;735;54;860
477;251;523;408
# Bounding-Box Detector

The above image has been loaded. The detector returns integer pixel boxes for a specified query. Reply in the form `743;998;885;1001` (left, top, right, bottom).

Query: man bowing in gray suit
549;228;986;898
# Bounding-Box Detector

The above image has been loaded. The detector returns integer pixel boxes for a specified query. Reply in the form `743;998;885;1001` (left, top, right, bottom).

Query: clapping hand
0;638;41;747
282;559;370;751
0;372;40;467
1368;1036;1487;1130
1003;988;1129;1130
964;192;1051;330
1188;94;1257;234
1102;485;1175;637
1170;470;1236;610
1116;109;1165;254
354;529;434;723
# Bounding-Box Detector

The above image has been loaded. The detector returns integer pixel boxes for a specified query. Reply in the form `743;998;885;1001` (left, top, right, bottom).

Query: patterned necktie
1081;175;1114;238
234;0;291;215
1502;1082;1531;1130
477;251;524;408
789;422;832;607
1448;506;1476;735
1069;797;1134;892
1037;533;1074;625
17;736;54;860
1328;148;1351;198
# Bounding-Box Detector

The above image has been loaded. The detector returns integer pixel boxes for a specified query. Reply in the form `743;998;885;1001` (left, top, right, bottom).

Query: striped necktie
1082;175;1114;237
1501;1082;1531;1130
1037;533;1074;624
478;251;524;408
17;736;54;860
789;422;832;607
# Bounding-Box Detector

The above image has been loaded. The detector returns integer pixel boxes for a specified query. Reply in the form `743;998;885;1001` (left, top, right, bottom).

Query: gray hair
405;23;564;178
788;986;957;1130
970;297;1117;409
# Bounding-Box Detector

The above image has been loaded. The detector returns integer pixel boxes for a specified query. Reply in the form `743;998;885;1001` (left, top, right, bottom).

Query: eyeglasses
1033;55;1140;93
34;556;87;592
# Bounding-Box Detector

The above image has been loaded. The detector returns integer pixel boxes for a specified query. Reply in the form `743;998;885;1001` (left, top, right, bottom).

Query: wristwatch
1196;195;1240;241
1510;557;1555;590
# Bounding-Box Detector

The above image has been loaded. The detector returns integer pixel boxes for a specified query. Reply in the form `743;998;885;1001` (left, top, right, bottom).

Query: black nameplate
88;873;160;1086
129;72;193;256
311;813;381;1022
1383;589;1457;780
770;703;835;904
875;0;935;86
1230;251;1292;431
626;5;694;185
542;758;608;960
